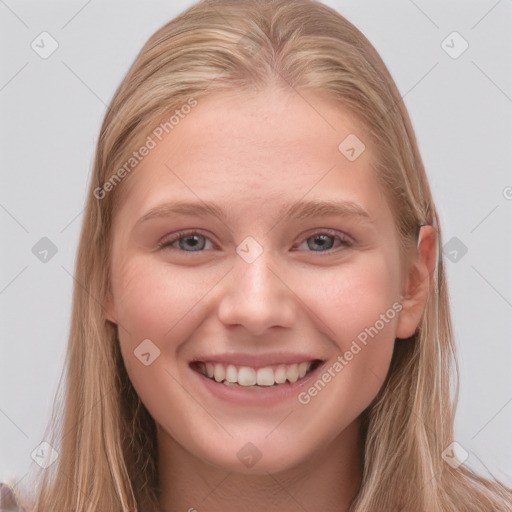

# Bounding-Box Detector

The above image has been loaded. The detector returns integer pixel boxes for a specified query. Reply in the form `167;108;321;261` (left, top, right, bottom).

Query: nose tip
216;253;297;334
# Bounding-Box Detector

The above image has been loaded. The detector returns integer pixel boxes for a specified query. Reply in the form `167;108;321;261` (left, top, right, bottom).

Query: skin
105;86;437;512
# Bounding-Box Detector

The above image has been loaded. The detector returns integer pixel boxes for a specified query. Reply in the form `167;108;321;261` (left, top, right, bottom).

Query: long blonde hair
23;0;512;510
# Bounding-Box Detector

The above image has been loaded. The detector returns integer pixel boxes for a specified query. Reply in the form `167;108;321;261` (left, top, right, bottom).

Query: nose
216;249;297;335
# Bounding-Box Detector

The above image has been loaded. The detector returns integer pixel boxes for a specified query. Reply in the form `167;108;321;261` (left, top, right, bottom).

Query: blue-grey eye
174;234;207;251
295;231;352;252
306;234;335;251
159;229;352;254
158;232;212;252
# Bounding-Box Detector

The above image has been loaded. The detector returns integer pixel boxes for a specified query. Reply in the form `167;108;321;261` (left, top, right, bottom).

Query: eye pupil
308;234;334;251
179;235;205;251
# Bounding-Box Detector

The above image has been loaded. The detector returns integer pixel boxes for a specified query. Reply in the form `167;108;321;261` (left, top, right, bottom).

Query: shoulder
0;481;27;511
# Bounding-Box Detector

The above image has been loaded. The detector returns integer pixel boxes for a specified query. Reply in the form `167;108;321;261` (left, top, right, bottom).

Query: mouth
190;359;324;389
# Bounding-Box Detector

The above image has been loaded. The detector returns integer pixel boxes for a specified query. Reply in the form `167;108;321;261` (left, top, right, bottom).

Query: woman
10;0;512;510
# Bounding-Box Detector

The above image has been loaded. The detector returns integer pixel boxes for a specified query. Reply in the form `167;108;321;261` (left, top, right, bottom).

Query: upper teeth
197;361;314;386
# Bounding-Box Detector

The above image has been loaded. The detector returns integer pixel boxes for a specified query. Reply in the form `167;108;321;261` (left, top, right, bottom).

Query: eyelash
156;229;354;255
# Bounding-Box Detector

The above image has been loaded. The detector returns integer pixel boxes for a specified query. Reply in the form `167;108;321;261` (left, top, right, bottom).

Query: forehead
113;87;388;228
162;88;366;172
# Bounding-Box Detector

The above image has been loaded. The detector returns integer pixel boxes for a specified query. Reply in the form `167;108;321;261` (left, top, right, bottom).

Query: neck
156;418;362;512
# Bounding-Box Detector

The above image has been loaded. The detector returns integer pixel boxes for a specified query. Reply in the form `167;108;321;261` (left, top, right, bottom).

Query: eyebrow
136;199;373;225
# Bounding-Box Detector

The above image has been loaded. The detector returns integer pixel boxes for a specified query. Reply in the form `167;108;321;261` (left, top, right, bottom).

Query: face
105;87;424;475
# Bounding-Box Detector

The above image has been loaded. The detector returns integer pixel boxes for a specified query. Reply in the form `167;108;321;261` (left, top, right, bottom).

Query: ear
103;286;118;324
395;225;438;339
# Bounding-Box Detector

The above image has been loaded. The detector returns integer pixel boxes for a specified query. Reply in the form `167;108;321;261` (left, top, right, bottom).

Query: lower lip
189;362;326;406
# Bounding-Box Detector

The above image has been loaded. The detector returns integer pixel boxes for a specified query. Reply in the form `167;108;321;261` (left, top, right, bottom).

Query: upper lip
190;352;324;368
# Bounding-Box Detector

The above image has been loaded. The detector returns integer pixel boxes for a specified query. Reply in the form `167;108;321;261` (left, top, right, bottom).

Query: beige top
0;482;27;512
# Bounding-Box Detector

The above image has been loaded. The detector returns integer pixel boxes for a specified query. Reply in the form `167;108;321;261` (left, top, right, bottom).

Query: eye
157;229;353;254
294;230;353;253
157;231;214;252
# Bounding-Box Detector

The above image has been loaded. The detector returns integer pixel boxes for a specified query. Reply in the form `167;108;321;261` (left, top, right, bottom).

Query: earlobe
395;225;438;340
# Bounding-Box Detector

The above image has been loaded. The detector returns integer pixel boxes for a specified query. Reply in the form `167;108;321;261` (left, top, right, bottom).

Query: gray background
1;0;511;492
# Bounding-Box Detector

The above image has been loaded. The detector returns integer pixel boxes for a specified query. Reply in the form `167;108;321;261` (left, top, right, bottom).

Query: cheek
294;251;400;402
292;254;401;426
310;249;399;321
111;257;213;423
111;256;215;340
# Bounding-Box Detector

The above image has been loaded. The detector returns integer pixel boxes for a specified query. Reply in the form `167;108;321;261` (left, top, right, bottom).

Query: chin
192;434;310;475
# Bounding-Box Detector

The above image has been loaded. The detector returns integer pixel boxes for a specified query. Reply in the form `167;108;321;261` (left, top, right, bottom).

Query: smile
191;360;323;388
